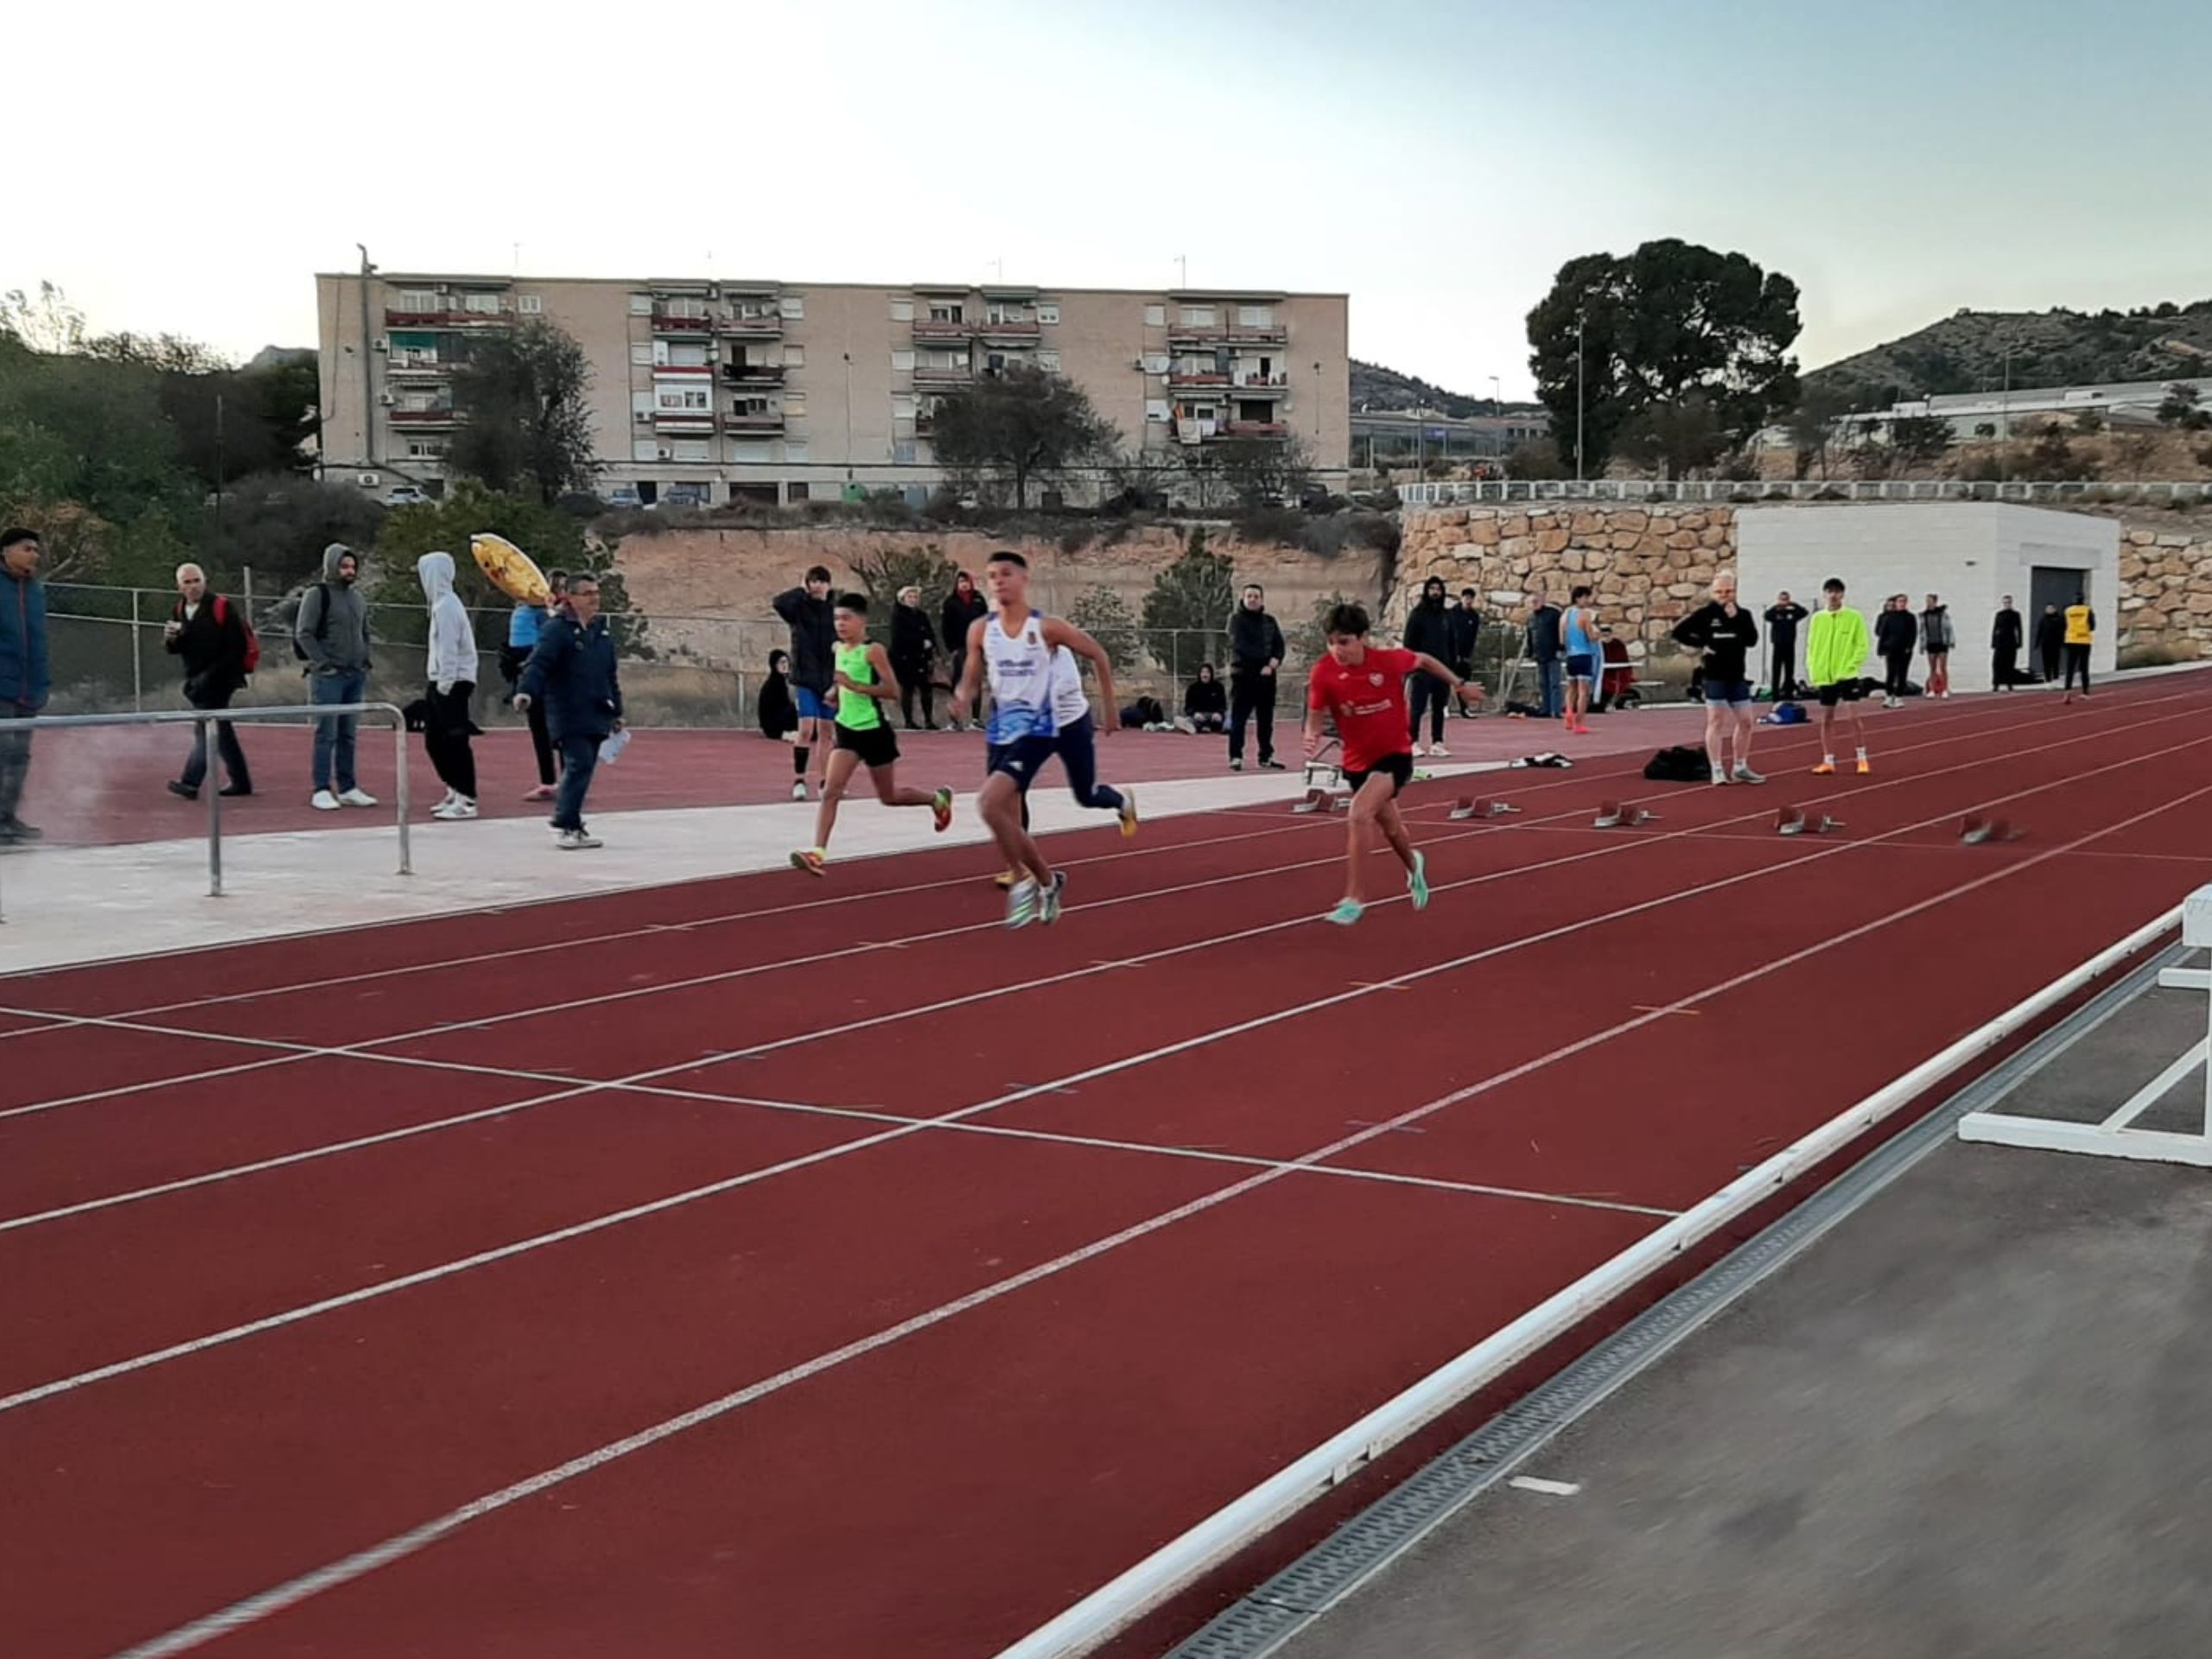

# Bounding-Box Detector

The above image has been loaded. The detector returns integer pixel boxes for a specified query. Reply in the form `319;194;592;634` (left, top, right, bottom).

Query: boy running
1805;575;1873;776
1305;601;1481;926
950;551;1135;928
790;594;952;875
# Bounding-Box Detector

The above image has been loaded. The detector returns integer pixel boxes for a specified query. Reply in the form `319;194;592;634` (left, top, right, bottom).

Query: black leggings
2063;644;2091;693
1884;651;1914;698
899;675;935;728
1408;673;1448;742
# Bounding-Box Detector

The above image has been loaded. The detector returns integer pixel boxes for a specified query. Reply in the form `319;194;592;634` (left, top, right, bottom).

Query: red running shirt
1307;645;1419;773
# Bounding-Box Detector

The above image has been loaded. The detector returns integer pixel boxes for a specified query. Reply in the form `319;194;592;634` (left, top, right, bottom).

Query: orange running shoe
1811;761;1836;775
1856;758;1872;775
790;849;827;877
931;786;953;833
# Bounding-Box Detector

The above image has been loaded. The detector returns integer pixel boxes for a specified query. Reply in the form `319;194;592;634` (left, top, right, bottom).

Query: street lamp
1574;315;1586;483
842;351;854;487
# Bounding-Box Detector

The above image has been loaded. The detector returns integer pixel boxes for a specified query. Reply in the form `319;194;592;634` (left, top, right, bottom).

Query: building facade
315;270;1351;505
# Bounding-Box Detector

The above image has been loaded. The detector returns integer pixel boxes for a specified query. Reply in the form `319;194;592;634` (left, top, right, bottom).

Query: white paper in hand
600;728;632;765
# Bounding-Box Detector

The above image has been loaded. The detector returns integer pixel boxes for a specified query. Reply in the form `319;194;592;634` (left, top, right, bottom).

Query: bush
1232;503;1306;545
1506;439;1565;480
1066;585;1145;671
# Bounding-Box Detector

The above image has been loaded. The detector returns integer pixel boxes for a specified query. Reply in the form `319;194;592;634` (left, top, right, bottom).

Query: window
1180;305;1217;327
929;302;964;323
462;293;503;315
784;439;809;462
1141;352;1170;374
1145;399;1171;423
893;442;917;465
1236;304;1273;327
628;293;652;315
783;391;806;416
734;397;772;416
787;482;811;503
731;440;772;461
665;340;709;366
1038;303;1060;325
1144;303;1166;327
672;438;710;462
891;392;918;418
658;387;710;410
1038;349;1061;372
890;299;914;322
405;439;447;459
518;294;543;315
785;344;805;368
986;352;1008;375
779;295;804;320
396;289;440;313
892;349;917;372
632;391;655;418
631;342;653;365
986;302;1025;325
632;438;658;461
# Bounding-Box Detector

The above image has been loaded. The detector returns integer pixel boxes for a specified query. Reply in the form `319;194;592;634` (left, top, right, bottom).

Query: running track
5;676;2211;1658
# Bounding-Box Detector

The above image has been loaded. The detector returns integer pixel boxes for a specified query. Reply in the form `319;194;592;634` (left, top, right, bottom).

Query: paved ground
1272;976;2212;1659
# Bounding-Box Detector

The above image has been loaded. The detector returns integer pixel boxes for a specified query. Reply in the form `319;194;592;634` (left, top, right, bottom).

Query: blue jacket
1;569;49;711
519;612;622;741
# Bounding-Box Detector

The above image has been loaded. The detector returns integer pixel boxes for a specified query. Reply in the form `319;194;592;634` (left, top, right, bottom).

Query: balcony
912;362;973;387
720;314;784;336
721;361;786;385
1219;420;1289;440
385;358;454;378
1166;370;1230;390
389;407;459;427
1166;322;1288;347
1230;374;1291;397
652;311;715;335
912;316;973;341
385;308;509;329
724;410;786;433
976;317;1040;340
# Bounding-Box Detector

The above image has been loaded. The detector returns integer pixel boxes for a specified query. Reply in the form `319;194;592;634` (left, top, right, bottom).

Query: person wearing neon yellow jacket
1805;576;1872;777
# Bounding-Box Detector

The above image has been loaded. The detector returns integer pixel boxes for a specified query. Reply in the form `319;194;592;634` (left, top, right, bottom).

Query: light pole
1489;375;1502;416
356;243;377;467
1574;315;1586;483
842;351;854;490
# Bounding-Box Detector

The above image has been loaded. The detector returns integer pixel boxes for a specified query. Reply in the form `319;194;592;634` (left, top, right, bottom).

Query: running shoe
790;779;808;801
1118;788;1140;840
790;849;826;877
1733;765;1766;785
1429;743;1451;758
1710;772;1732;786
1325;898;1365;927
1856;758;1872;775
1039;870;1068;925
556;828;603;851
1006;877;1039;930
1811;761;1836;775
931;786;953;833
1408;850;1430;912
993;868;1020;889
338;788;378;808
523;784;556;802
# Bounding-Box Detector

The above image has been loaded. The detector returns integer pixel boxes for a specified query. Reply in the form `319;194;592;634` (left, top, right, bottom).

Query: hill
1351;359;1488;417
1806;301;2212;401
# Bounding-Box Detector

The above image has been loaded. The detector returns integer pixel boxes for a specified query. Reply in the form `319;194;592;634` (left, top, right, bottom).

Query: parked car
606;485;644;511
556;490;607;518
659;484;710;510
383;485;429;507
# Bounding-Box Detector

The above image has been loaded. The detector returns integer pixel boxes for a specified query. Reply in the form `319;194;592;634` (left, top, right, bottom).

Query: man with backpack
163;563;255;800
293;542;377;810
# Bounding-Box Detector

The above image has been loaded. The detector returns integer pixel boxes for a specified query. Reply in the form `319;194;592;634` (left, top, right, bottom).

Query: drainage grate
1163;944;2181;1659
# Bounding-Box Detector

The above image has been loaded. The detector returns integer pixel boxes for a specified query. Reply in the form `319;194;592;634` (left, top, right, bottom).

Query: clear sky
11;0;2207;397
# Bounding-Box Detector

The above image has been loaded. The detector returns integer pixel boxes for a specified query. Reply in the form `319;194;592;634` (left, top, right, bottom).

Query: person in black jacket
515;572;623;850
1763;590;1808;699
1225;582;1286;771
940;571;988;731
1524;591;1563;717
1672;569;1764;785
1445;588;1481;719
2034;602;2065;683
890;586;938;729
759;648;798;740
1182;663;1227;733
1992;595;2024;690
1919;593;1955;698
163;562;253;800
1874;594;1917;708
773;565;836;799
1403;576;1455;755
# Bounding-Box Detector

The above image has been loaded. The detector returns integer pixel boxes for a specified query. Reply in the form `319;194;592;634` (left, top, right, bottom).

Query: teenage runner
1560;585;1599;734
1806;576;1873;776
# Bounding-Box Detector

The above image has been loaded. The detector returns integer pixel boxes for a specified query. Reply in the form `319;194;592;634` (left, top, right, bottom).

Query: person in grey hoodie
294;542;376;810
418;551;480;820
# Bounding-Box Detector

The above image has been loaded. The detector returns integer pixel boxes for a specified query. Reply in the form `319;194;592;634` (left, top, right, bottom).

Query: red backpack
213;594;262;677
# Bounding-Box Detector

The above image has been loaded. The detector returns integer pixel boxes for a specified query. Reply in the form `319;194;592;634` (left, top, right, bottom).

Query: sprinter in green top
1804;575;1873;777
791;593;953;876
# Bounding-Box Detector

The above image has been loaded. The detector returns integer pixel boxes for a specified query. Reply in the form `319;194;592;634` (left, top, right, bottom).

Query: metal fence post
130;590;143;712
206;717;223;897
394;717;412;874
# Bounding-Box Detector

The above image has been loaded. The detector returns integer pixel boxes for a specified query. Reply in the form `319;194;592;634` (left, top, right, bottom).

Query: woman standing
891;586;939;729
1918;593;1955;698
940;571;988;730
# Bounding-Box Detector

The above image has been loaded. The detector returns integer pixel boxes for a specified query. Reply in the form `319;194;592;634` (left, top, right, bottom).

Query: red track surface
5;677;2211;1658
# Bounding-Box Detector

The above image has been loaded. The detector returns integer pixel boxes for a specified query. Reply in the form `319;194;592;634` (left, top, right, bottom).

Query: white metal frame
993;906;2183;1659
1958;887;2212;1166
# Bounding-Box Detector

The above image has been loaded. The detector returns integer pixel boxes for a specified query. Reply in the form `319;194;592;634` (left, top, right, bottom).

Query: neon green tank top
834;640;882;731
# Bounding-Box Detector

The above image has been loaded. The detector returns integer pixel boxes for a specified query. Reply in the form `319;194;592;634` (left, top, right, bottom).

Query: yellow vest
2063;605;2093;646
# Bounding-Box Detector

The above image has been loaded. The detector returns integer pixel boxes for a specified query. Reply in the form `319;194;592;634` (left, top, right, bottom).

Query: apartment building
315;270;1351;505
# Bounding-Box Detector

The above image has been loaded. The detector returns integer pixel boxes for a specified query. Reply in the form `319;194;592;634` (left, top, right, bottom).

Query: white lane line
1508;1476;1583;1497
14;749;2209;1427
0;680;2168;1034
99;769;2212;1659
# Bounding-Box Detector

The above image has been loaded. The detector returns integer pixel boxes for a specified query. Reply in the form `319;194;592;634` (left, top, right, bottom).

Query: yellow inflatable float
469;532;552;604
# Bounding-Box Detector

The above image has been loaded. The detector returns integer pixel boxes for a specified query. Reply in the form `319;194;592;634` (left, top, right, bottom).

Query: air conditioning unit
378;392;396;405
358;474;381;489
371;340;387;353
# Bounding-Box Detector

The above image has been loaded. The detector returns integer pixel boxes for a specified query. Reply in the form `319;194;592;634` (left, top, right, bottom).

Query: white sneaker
432;798;479;821
1429;742;1451;758
791;779;808;801
556;828;602;850
339;787;378;807
311;790;341;811
1414;743;1429;758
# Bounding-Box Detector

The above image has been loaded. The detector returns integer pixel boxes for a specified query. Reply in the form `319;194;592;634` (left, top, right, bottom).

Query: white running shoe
556;828;603;850
791;779;808;801
310;790;341;811
339;787;378;807
432;798;479;820
1429;742;1451;758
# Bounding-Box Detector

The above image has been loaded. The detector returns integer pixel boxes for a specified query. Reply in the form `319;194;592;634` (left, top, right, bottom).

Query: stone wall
2119;524;2212;659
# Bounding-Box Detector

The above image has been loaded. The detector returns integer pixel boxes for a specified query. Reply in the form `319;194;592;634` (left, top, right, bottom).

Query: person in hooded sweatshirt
1402;575;1455;756
293;542;376;810
1919;592;1955;699
418;551;481;820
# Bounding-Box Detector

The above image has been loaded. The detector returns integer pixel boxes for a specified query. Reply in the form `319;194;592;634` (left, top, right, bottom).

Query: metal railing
0;702;410;917
1398;477;2212;507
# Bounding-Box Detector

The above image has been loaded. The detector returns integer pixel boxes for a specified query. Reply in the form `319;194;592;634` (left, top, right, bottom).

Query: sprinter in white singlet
950;550;1136;929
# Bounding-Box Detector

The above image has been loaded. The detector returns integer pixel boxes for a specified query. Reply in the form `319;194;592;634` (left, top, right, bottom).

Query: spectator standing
505;569;566;803
516;572;622;850
1226;582;1286;772
1874;594;1917;709
1763;590;1808;699
163;562;252;801
1525;590;1564;718
759;648;798;740
418;551;481;820
2063;594;2096;702
1920;593;1955;698
294;542;377;810
1182;663;1227;734
1992;595;2024;690
773;565;837;799
0;527;48;844
1403;576;1454;756
2034;602;2066;683
1560;585;1599;734
940;570;988;730
891;584;939;730
1446;588;1482;719
1672;569;1764;785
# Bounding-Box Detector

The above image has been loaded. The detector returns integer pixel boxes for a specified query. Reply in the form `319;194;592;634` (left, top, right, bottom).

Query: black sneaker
219;784;253;798
2;817;41;842
1261;758;1285;771
168;780;197;800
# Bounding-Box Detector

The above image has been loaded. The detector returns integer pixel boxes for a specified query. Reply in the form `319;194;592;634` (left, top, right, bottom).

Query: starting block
1776;806;1845;837
1450;797;1522;822
1592;800;1656;829
1961;815;2024;845
1292;787;1347;816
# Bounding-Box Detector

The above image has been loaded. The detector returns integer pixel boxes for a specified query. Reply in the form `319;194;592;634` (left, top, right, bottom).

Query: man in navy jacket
0;527;49;843
516;572;623;850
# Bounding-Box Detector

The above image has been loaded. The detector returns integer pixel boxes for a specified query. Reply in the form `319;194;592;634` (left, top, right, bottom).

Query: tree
925;364;1118;509
2158;382;2209;431
1287;589;1363;669
1526;239;1802;478
0;282;88;355
1505;437;1565;480
197;474;386;592
844;541;959;646
1889;414;1954;471
2024;423;2092;481
1618;395;1728;479
449;318;599;504
1787;382;1857;479
1214;433;1314;508
1066;586;1145;672
1140;526;1236;675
